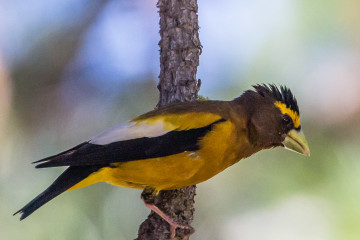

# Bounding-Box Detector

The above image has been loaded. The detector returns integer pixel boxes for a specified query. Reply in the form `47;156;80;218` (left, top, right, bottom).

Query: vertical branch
136;0;201;239
156;0;201;107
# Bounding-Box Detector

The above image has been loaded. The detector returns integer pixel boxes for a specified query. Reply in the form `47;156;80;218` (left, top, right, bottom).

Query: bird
14;84;310;239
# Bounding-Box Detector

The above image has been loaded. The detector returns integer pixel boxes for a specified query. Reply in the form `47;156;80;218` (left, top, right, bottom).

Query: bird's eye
282;115;292;126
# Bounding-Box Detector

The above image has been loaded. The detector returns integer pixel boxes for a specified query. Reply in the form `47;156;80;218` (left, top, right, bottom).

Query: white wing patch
89;120;170;145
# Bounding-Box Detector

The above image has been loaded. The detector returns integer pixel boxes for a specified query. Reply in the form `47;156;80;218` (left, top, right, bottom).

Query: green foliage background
1;1;360;239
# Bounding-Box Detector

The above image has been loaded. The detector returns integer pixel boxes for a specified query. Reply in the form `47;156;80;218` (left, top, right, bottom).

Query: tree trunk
136;0;201;239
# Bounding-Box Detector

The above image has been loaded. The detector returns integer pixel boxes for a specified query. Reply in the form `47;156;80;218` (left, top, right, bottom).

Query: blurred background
1;0;360;239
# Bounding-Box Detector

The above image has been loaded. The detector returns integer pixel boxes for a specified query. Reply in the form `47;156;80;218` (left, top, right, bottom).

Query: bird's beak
282;129;310;156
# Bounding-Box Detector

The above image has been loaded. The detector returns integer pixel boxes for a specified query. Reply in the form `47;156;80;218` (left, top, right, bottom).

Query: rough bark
136;0;201;239
156;0;201;107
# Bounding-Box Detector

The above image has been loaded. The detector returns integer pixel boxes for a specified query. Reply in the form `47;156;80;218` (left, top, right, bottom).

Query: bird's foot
141;196;195;240
168;219;194;240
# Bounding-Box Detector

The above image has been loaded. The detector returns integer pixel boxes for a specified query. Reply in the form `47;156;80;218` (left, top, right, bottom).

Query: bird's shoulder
90;101;234;145
133;100;234;130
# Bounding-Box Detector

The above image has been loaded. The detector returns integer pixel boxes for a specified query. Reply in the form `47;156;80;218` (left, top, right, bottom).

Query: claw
141;196;195;240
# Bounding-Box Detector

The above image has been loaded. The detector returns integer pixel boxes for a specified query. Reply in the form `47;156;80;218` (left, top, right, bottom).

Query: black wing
34;119;225;168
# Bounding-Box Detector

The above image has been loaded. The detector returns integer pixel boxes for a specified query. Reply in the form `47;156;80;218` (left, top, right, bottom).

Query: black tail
14;165;102;220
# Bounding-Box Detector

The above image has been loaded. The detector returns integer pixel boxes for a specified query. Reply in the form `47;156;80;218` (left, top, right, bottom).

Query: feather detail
90;121;170;145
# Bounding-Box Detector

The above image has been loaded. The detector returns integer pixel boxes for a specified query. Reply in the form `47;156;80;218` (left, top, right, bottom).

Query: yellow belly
69;121;241;191
110;152;210;190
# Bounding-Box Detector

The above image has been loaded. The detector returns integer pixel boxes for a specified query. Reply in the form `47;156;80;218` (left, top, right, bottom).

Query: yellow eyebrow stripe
274;101;300;128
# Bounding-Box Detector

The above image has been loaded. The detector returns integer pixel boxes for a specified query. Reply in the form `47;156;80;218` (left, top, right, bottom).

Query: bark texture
156;0;201;107
136;0;201;239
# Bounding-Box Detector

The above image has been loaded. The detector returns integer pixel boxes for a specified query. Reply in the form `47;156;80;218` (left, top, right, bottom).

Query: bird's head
237;84;310;156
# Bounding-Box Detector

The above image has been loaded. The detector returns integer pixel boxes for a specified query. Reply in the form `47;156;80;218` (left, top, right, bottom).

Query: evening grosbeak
15;84;310;238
